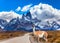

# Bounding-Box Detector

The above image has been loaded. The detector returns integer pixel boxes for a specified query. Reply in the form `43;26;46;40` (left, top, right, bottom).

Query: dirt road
0;33;31;43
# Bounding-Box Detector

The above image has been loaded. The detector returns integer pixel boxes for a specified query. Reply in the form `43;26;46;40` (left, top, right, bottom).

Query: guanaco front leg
37;37;40;43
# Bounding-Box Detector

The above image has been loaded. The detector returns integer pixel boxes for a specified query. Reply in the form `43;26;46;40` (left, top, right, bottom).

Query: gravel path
0;33;31;43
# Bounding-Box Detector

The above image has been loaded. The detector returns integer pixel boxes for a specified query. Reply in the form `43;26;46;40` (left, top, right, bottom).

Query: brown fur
33;31;48;42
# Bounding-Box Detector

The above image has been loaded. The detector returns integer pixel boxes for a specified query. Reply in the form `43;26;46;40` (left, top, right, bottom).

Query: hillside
47;31;60;43
0;31;60;43
30;31;60;43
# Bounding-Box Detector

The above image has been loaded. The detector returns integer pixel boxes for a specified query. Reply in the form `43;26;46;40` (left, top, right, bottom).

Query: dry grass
29;31;60;43
0;31;60;43
47;31;60;43
0;31;27;40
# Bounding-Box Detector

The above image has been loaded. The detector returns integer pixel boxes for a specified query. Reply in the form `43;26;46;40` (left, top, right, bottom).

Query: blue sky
0;0;60;12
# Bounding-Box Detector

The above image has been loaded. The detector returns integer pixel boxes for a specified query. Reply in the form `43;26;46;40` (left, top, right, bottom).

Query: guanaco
32;25;48;42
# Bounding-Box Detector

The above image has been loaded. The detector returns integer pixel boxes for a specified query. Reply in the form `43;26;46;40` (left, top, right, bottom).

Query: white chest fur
39;32;44;38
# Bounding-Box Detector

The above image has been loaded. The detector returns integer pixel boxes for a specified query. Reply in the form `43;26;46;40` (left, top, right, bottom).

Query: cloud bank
0;11;22;22
16;6;21;11
21;4;32;12
17;3;60;22
29;3;60;23
0;3;60;23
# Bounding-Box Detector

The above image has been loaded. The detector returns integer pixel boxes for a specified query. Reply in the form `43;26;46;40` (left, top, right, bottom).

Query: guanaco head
32;24;35;27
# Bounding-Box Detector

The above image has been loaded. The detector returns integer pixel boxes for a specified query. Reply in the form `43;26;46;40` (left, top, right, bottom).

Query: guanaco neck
33;26;35;34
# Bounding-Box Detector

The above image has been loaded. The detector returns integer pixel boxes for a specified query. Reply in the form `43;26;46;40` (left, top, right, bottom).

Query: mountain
0;11;60;32
26;11;32;20
36;21;60;31
0;19;8;32
4;16;33;31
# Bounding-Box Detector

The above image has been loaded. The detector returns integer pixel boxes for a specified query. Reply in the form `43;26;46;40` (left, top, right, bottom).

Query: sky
0;0;60;28
0;0;60;12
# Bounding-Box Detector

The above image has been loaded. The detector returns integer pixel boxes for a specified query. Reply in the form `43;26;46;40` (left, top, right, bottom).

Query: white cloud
0;11;22;22
16;6;21;11
0;3;60;24
30;3;60;22
21;4;32;12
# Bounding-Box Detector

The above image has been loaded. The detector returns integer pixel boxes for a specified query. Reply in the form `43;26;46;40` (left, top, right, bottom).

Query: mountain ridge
0;11;60;32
